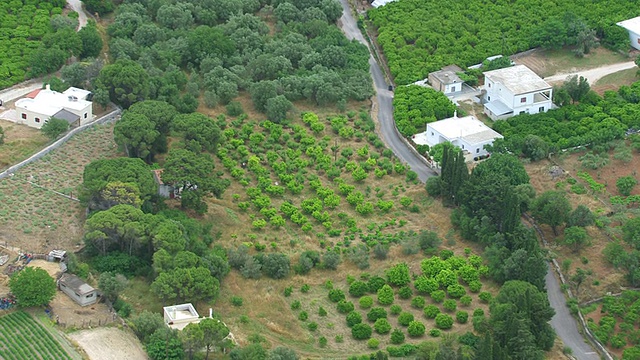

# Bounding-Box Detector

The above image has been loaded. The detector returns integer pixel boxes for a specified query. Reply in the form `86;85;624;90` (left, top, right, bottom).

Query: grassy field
0;122;119;252
593;68;640;94
0;311;82;360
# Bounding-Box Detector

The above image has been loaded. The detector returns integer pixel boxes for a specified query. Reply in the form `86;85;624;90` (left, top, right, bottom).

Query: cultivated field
0;311;82;360
0;123;119;252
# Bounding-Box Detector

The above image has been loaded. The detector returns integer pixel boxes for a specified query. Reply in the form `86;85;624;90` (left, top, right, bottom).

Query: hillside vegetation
369;0;634;84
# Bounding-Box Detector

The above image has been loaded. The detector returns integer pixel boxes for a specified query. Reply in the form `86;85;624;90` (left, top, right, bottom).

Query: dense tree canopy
9;267;56;307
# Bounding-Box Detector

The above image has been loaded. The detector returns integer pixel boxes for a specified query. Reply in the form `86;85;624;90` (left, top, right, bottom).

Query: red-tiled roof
25;88;41;99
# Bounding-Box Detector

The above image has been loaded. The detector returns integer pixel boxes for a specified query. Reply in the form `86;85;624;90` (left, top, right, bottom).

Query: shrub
390;328;405;344
318;306;327;317
284;286;293;297
473;308;484;317
301;284;310;293
367;338;380;349
377;285;395;305
398;312;415;326
349;281;369;297
430;329;441;337
398;286;413;299
298;311;308;321
443;299;457;312
414;276;439;295
329;289;346;302
352;323;373;340
367;276;386;293
479;292;492;303
319;336;328;347
367;307;388;322
435;313;454;329
226;101;243;116
373;244;389;260
468;280;483;293
231;296;243;307
390;304;403;315
291;300;301;310
335;335;344;343
460;295;472;306
346;311;363;327
431;290;446;303
386;263;411;287
411;296;426;309
262;253;290;279
456;311;469;324
423;305;440;319
308;322;318;331
359;296;374;309
407;321;426;337
323;251;341;270
374;318;392;334
337;300;355;314
447;284;466;298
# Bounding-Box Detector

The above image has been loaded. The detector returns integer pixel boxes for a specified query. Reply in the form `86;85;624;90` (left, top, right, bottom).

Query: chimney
209;308;213;318
45;84;50;91
453;110;457;118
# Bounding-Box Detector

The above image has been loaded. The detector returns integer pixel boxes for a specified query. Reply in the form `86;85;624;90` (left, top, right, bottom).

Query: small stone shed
58;273;98;307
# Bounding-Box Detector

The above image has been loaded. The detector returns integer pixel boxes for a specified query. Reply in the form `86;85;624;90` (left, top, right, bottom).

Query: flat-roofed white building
163;303;202;331
413;113;503;157
617;16;640;50
15;85;93;129
482;65;552;120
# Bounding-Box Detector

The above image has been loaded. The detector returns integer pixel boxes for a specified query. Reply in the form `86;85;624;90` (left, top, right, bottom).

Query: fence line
0;107;122;180
522;213;614;360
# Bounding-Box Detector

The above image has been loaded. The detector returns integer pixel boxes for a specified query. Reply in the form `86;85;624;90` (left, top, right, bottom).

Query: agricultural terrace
0;311;81;360
368;0;635;85
0;123;119;251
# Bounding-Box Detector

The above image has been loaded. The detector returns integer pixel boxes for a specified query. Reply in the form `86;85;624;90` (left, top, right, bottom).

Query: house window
487;96;491;101
476;148;480;153
21;113;26;119
539;106;545;112
519;111;526;115
35;118;40;123
520;97;526;103
84;113;87;118
461;145;465;149
451;86;456;92
431;132;434;136
488;83;491;88
86;293;94;298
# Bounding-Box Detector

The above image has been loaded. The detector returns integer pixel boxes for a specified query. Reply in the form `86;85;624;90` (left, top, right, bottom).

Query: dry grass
0;123;120;252
0;120;49;170
592;68;640;95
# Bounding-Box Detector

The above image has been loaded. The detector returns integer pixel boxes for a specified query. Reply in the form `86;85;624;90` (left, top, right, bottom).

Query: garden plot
0;311;82;360
0;123;119;251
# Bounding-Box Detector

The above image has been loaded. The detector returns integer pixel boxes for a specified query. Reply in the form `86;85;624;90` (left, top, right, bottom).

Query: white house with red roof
15;85;93;129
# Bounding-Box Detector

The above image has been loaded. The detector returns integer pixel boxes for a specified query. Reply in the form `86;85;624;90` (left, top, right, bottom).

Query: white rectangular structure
617;16;640;50
428;70;463;94
413;114;503;157
15;85;93;129
163;303;201;330
482;65;552;120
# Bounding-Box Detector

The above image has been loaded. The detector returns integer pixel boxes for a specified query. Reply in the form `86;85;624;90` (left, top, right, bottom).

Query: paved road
546;265;600;360
337;2;600;359
338;0;437;183
544;61;637;85
66;0;89;30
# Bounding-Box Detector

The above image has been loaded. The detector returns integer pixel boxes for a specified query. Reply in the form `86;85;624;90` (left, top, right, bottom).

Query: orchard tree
564;226;590;253
266;95;293;123
562;75;591;104
531;191;571;235
200;318;230;360
9;267;56;307
616;176;637;196
78;22;103;58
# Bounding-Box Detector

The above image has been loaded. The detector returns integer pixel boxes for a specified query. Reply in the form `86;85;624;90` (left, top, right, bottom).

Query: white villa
163;303;203;331
482;65;552;120
617;16;640;50
413;113;503;158
15;85;93;129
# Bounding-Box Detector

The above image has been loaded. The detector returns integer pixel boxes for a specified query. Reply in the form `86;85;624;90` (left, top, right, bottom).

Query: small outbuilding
152;169;175;198
617;16;640;50
163;303;201;330
58;273;98;307
428;67;464;94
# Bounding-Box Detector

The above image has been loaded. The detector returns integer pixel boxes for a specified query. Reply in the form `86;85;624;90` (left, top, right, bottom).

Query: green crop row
0;311;72;360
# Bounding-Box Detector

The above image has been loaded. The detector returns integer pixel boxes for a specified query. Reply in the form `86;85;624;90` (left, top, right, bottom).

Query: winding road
337;1;600;359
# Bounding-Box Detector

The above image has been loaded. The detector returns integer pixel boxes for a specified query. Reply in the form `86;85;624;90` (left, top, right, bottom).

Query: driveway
338;0;437;183
544;61;637;85
337;2;600;359
66;0;89;30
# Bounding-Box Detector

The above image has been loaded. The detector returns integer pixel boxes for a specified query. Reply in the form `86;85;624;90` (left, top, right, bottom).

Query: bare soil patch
69;327;148;360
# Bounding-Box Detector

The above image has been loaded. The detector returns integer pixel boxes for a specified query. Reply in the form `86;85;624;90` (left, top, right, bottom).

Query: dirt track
544;61;636;85
69;327;148;360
